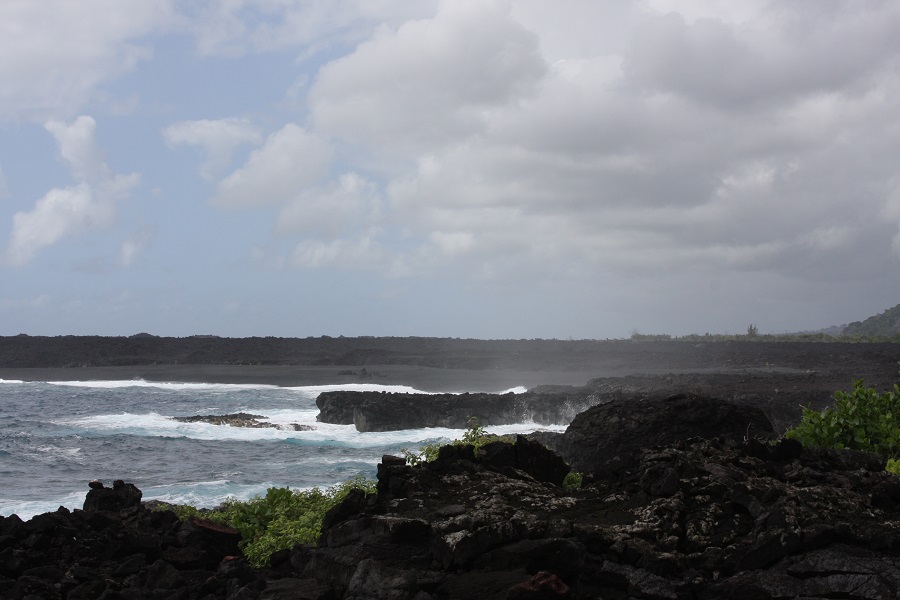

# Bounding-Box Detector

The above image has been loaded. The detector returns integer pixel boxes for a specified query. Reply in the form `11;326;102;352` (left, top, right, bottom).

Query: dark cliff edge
314;369;881;434
316;390;598;432
4;394;900;600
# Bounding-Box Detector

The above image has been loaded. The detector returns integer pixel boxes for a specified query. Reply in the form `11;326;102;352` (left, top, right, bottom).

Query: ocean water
0;378;559;520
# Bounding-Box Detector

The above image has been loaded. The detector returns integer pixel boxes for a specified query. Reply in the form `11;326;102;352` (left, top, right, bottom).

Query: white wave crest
0;378;24;384
0;490;85;520
56;410;564;446
46;379;281;391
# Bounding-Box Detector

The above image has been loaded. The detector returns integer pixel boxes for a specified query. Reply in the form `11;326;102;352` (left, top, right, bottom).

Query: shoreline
0;364;601;393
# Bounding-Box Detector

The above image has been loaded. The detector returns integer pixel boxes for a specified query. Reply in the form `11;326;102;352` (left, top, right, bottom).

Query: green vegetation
402;416;495;465
843;303;900;337
563;471;583;491
164;475;376;567
785;379;900;474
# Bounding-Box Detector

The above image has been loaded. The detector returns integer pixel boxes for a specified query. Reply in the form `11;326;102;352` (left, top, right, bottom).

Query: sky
1;0;900;339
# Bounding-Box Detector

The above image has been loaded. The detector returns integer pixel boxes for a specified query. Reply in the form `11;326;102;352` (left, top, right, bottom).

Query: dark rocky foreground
4;395;900;599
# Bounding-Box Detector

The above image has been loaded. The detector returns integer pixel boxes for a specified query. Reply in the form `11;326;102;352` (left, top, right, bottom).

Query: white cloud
119;227;157;266
309;0;546;150
276;172;380;238
624;4;900;109
0;162;8;198
213;124;333;208
0;1;176;121
163;118;263;181
44;116;110;183
3;116;139;266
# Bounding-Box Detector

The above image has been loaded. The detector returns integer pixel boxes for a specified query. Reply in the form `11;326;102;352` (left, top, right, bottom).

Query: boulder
82;479;142;512
556;393;776;479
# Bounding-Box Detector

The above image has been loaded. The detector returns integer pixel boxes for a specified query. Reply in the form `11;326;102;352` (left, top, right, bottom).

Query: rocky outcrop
315;390;597;432
555;393;777;479
0;483;249;600
315;371;853;434
83;479;142;512
580;372;843;433
173;412;315;431
287;427;900;599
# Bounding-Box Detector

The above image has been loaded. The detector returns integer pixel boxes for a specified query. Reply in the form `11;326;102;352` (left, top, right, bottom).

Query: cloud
3;116;139;266
0;1;176;121
119;226;157;266
186;0;439;57
624;4;900;108
171;2;900;304
276;172;380;238
309;0;546;151
213;124;333;209
163;118;263;181
0;162;8;198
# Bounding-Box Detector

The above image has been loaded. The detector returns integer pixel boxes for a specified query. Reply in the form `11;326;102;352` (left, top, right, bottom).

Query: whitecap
46;379;282;391
0;490;85;520
0;379;24;384
496;386;528;394
143;480;284;508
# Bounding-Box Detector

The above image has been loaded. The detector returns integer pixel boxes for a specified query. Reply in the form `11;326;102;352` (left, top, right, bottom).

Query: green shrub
164;475;376;567
402;416;494;465
563;471;583;491
785;380;900;460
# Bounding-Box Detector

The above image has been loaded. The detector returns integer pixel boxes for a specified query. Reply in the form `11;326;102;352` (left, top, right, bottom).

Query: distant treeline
628;332;900;343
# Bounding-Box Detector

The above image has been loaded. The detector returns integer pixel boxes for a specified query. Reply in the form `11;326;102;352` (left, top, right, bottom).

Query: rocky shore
3;392;900;599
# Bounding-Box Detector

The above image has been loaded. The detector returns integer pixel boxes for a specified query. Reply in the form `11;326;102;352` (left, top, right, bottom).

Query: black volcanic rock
83;479;142;512
315;390;597;432
172;412;315;431
556;393;776;480
289;410;900;599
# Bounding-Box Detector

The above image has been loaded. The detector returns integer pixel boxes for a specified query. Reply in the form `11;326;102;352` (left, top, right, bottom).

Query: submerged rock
172;412;314;431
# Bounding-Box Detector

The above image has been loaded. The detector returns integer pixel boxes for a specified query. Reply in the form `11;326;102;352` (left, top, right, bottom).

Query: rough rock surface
83;479;142;512
555;393;777;480
289;430;900;599
316;391;598;432
173;412;315;431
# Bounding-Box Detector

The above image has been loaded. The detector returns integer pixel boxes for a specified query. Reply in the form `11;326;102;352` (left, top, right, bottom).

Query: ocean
0;378;561;520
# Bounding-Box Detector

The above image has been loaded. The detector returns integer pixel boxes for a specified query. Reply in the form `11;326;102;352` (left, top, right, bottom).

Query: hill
843;303;900;337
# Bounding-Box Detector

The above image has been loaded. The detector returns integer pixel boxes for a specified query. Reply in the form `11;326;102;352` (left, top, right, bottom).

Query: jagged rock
316;391;598;432
478;435;570;487
173;412;314;431
82;479;142;512
556;394;777;479
290;396;900;599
